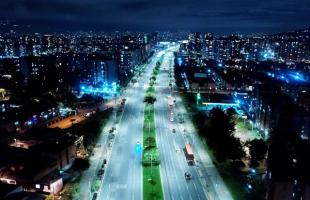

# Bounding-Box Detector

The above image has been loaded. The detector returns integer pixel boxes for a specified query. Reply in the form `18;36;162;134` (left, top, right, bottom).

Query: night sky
0;0;309;34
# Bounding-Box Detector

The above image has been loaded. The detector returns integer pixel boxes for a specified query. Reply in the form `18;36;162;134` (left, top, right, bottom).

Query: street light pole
113;107;117;124
88;181;91;199
150;153;153;176
149;120;151;135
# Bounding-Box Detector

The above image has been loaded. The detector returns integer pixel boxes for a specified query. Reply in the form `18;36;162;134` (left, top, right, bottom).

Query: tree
148;178;157;196
249;139;268;161
144;136;156;148
64;92;78;105
144;95;156;104
45;194;54;200
226;107;237;118
72;158;90;171
206;107;245;161
193;112;206;128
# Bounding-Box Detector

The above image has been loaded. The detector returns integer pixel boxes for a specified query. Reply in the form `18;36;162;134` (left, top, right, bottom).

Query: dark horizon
0;0;309;35
1;19;309;37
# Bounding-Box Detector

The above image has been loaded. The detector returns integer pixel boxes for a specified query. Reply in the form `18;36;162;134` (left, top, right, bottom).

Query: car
172;129;176;133
92;192;98;200
108;133;115;140
97;169;104;176
97;170;104;179
185;172;192;180
101;159;107;168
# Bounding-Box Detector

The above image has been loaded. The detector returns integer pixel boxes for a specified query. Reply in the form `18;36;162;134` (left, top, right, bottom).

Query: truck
184;144;194;165
177;113;184;123
167;95;174;107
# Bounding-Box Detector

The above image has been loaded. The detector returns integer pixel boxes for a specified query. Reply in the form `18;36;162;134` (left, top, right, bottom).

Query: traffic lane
156;104;185;200
157;91;192;200
171;111;207;200
156;66;183;199
158;57;207;200
156;77;199;199
100;85;144;200
119;89;144;199
157;85;205;200
177;114;219;200
100;113;130;199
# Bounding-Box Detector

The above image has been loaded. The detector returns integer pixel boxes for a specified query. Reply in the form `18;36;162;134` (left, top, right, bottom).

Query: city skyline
0;1;309;200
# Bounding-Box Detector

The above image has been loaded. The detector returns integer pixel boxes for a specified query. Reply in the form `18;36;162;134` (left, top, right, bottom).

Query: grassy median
142;57;164;200
142;104;163;200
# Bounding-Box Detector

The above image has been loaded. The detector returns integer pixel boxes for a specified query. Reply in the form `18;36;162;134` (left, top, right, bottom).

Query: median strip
142;57;164;200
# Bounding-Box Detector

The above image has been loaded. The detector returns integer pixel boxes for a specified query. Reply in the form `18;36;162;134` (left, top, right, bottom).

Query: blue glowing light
261;49;275;60
247;184;252;190
287;72;307;83
263;53;268;58
32;116;38;123
266;72;275;78
135;143;142;154
79;82;119;97
177;57;183;66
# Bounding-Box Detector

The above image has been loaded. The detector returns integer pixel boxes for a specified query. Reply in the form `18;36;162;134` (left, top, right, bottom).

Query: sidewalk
78;100;125;200
78;117;115;200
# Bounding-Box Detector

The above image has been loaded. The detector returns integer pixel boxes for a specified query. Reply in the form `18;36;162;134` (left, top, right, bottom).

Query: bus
184;144;194;165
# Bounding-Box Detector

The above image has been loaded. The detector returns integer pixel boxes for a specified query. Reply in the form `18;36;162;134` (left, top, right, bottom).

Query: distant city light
79;82;119;98
177;57;183;66
261;49;275;60
266;71;309;84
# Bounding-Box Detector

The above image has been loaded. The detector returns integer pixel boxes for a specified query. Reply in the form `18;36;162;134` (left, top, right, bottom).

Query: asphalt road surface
155;49;208;200
98;53;162;200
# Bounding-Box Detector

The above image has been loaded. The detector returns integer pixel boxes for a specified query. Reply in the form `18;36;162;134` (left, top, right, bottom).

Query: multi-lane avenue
78;46;233;200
